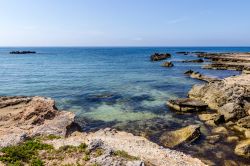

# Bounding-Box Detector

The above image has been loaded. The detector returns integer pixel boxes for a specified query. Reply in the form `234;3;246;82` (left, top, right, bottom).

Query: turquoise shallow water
1;47;250;165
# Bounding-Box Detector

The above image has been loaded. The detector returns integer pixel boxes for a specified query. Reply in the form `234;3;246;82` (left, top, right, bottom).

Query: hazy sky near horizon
0;0;250;46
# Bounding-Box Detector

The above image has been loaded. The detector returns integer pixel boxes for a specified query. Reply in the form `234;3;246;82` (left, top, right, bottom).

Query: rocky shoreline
165;52;250;161
0;96;205;166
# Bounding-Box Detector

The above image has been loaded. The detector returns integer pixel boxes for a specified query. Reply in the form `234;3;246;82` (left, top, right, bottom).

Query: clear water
0;47;250;165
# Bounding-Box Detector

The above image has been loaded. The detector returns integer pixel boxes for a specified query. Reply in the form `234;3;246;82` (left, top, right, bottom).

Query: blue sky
0;0;250;46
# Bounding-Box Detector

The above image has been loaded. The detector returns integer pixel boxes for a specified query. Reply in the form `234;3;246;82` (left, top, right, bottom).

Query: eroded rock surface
189;74;250;120
0;96;75;147
46;128;205;166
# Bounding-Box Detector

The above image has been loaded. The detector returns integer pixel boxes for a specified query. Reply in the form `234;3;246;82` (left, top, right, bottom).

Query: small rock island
10;51;36;54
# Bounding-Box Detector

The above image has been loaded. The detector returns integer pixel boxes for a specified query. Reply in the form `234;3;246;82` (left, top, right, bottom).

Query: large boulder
166;98;208;112
234;139;250;158
160;125;201;148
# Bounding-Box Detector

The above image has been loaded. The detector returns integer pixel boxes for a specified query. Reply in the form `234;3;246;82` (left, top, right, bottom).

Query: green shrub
0;139;52;165
113;150;139;160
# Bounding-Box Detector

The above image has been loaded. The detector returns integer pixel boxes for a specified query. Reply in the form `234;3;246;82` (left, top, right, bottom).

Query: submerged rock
160;125;201;148
198;113;225;126
166;98;208;112
161;61;174;67
206;135;221;144
150;53;171;61
182;59;204;63
176;51;190;55
234;139;250;158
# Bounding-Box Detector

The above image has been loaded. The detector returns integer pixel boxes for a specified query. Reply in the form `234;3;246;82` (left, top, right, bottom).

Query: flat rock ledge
184;70;220;82
0;96;206;166
167;98;208;112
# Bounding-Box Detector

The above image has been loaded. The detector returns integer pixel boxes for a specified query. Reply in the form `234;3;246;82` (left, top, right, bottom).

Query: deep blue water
1;47;250;164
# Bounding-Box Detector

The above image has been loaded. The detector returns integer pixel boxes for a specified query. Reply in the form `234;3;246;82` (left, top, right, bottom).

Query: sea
1;47;250;165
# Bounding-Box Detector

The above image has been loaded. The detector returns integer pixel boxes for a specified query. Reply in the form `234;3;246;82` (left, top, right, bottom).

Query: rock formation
160;125;201;148
161;61;174;67
150;53;171;61
184;70;220;82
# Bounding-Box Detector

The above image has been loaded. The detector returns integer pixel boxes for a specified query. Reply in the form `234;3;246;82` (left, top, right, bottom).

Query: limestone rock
236;116;250;129
160;125;201;148
234;139;250;158
198;113;224;126
218;103;245;121
226;136;239;143
0;96;75;147
212;127;228;135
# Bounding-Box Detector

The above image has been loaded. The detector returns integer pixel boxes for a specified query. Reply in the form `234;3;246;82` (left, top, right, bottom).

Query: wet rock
223;160;239;166
226;136;239;143
176;51;190;55
212;127;228;135
161;61;174;67
166;98;208;112
245;130;250;138
182;59;204;63
207;135;221;144
185;70;220;82
160;125;201;148
198;113;225;126
234;139;250;158
150;53;171;61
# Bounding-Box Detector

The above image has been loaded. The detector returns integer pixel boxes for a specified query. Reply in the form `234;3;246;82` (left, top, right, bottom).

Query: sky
0;0;250;46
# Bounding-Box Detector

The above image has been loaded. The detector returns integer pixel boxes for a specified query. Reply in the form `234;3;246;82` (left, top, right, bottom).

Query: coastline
0;96;205;166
